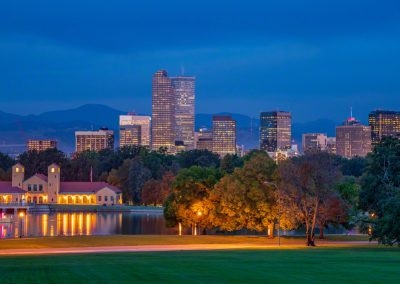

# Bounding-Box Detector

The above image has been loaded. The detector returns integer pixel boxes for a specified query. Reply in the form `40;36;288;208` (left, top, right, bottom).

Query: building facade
326;137;337;154
75;129;114;153
119;115;151;147
336;117;372;158
369;110;400;146
195;128;213;151
212;116;236;156
302;133;328;154
0;163;122;205
171;76;195;150
27;140;57;152
260;111;292;152
151;70;176;152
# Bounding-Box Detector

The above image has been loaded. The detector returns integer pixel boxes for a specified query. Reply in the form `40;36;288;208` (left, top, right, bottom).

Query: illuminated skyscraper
212;116;236;156
27;140;57;152
195;128;213;151
171;76;195;150
119;115;151;147
369;110;400;146
336;117;372;158
151;70;175;152
75;128;114;153
260;111;292;152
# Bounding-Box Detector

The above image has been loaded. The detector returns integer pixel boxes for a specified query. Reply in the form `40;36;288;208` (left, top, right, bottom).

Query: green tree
129;157;152;204
220;154;243;174
177;150;220;169
17;148;69;178
359;137;400;245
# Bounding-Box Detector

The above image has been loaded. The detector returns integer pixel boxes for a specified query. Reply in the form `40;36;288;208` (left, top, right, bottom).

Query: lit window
16;167;19;173
51;168;55;173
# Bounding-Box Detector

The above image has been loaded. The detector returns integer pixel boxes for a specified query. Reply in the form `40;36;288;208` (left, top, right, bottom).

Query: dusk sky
1;0;400;122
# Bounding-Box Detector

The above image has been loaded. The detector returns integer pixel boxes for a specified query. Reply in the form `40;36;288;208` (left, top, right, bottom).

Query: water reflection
0;212;178;239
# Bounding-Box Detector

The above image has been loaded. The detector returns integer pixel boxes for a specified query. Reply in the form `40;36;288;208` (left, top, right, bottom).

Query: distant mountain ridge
0;104;339;154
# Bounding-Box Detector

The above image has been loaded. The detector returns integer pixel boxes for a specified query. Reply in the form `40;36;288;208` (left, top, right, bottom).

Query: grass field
0;235;370;250
0;247;399;283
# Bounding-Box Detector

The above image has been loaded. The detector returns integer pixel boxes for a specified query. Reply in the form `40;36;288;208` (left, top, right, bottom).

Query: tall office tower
212;116;236;156
27;139;57;152
326;137;337;155
151;70;175;152
302;133;328;154
171;76;195;150
369;110;400;146
119;115;151;147
75;128;114;153
260;111;292;152
195;128;213;151
336;117;372;158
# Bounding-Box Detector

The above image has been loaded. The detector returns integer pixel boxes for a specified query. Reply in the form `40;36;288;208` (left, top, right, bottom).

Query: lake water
0;212;180;239
0;212;352;239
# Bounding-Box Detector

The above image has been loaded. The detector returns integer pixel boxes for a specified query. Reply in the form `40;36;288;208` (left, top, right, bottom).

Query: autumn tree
141;172;174;206
163;166;222;230
278;152;342;246
209;152;278;235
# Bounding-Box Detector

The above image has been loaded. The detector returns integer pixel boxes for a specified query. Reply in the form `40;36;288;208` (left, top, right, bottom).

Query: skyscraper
119;114;151;147
260;111;292;152
369;110;400;146
27;139;57;152
212;116;236;156
75;128;114;153
171;76;195;150
302;133;327;154
151;70;175;152
195;128;213;151
336;117;372;158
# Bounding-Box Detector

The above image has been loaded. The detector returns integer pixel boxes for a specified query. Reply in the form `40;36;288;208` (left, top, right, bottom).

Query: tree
359;137;400;245
341;156;367;177
220;154;243;174
128;157;151;204
141;172;174;206
278;152;342;246
17;148;69;178
163;166;222;230
177;150;220;169
209;152;277;235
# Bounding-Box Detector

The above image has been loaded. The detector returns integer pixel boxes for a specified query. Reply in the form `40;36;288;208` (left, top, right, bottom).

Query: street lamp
19;211;25;238
196;211;202;236
264;181;281;247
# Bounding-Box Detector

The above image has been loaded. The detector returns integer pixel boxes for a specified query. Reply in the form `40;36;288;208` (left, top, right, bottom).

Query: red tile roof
0;182;26;194
59;182;121;194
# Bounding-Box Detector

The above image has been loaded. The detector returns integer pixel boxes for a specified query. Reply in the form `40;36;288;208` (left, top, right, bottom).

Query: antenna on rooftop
350;106;353;118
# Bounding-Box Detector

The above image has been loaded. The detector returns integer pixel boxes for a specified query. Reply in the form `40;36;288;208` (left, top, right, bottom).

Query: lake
0;212;180;239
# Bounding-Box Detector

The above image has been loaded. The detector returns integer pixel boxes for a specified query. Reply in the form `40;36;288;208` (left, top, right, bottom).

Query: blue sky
1;0;400;122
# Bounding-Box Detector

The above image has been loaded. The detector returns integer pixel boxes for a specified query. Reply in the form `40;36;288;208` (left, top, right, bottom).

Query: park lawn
0;235;370;250
0;247;399;283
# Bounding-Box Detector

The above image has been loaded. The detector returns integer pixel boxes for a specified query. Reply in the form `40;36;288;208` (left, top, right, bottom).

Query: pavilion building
0;163;122;206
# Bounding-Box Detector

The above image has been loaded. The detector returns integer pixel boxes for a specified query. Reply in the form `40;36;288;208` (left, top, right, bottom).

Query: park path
0;241;375;256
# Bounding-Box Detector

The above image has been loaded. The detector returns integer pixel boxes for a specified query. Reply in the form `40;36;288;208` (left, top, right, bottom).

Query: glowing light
19;212;24;218
197;211;202;216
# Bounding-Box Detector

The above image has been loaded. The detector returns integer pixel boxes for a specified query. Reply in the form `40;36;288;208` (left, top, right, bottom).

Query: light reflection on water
0;212;179;239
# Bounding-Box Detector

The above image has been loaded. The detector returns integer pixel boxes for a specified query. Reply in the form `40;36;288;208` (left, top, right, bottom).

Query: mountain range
0;104;339;154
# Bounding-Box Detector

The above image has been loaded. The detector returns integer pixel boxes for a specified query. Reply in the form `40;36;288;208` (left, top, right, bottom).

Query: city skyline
1;1;400;122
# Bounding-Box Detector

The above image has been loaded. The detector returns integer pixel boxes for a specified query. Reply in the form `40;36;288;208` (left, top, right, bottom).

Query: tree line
0;138;397;245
